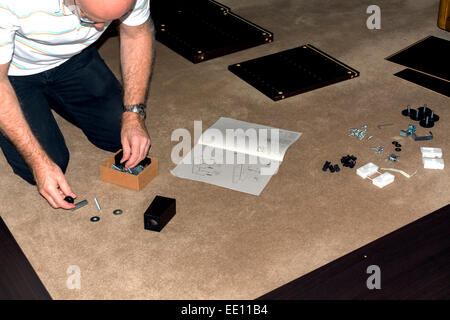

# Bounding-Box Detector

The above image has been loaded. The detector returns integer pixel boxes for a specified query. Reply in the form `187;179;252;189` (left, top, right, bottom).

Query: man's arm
119;19;153;168
0;63;76;209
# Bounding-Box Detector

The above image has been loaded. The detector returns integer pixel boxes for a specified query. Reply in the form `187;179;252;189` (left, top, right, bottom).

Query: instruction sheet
171;117;302;195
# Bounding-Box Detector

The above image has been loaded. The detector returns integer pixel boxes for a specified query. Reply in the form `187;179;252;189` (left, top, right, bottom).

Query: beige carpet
1;0;449;299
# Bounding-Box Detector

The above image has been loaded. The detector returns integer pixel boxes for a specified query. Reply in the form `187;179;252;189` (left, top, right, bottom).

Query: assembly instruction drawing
171;117;302;195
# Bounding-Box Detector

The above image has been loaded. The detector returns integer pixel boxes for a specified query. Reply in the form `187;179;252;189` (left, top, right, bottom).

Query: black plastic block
144;196;176;232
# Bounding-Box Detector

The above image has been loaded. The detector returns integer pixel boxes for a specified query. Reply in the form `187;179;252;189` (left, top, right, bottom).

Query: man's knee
51;145;70;173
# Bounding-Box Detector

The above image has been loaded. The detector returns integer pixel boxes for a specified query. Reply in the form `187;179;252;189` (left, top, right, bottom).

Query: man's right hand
32;158;76;210
1;63;76;210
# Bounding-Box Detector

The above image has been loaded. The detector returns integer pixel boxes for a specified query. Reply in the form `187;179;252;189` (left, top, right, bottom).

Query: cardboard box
100;151;158;190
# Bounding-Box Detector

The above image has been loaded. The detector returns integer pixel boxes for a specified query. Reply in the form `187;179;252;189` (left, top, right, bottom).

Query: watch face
137;105;146;118
138;108;146;117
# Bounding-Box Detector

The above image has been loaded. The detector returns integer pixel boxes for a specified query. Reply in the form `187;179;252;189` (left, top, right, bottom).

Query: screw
425;116;429;127
94;198;101;212
423;104;427;114
416;109;419;120
430;110;434;120
370;146;384;154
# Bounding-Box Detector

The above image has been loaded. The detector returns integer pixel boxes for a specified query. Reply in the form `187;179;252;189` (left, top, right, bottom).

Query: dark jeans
0;46;123;185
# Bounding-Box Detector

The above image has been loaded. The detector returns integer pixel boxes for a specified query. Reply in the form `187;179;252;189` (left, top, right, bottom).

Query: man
0;0;152;209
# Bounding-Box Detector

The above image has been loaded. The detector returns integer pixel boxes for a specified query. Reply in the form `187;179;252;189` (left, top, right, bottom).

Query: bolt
407;104;411;115
416;109;419;120
94;198;101;212
370;146;384;154
377;123;394;129
423;104;427;113
430;110;434;120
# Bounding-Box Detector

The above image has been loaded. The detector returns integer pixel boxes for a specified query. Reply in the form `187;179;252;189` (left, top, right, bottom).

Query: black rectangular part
0;216;52;300
150;0;273;63
394;68;450;97
386;36;450;81
228;44;360;101
144;196;176;232
114;150;151;168
258;204;450;300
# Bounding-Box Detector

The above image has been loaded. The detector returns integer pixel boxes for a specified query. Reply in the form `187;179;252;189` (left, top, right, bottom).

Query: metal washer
113;209;123;216
90;216;100;222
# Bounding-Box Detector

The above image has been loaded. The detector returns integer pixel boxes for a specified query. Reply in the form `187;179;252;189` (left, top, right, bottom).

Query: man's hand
32;157;76;210
120;112;151;168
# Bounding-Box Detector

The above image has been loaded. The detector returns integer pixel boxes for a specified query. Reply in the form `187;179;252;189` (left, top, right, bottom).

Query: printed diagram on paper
171;118;302;195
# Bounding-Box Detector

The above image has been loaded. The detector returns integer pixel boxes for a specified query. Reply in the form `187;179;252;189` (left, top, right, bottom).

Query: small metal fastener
94;198;101;212
357;131;367;140
370;146;384;154
90;216;100;222
113;209;123;216
388;154;399;162
377;123;394;129
71;200;88;211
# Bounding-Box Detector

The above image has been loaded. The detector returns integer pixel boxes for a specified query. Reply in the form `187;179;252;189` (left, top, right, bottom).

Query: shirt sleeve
120;0;150;27
0;3;19;65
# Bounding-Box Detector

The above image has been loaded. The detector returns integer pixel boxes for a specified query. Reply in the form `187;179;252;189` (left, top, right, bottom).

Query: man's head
65;0;137;30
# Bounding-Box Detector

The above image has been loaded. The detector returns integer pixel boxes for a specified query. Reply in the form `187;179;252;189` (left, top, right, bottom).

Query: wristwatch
123;103;146;119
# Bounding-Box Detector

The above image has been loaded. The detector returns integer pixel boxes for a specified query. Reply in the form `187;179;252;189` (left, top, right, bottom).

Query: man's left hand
120;112;151;168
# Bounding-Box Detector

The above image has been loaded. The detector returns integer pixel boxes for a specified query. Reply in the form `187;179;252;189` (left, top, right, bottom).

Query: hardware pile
401;104;439;128
392;141;402;152
322;155;357;173
322;161;340;173
348;125;368;140
341;155;357;168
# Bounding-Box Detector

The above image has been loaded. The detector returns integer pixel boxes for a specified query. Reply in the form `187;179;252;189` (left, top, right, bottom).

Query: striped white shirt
0;0;150;76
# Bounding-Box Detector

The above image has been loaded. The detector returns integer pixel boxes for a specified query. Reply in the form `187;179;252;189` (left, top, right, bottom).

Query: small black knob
322;161;331;172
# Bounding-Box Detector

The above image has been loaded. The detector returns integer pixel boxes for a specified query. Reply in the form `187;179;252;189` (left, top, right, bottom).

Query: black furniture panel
229;44;359;101
0;217;52;300
150;0;273;63
395;68;450;97
386;36;450;81
258;204;450;300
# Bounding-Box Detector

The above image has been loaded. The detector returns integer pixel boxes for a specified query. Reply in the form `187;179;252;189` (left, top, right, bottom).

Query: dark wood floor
0;217;52;300
2;204;449;300
259;204;450;300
